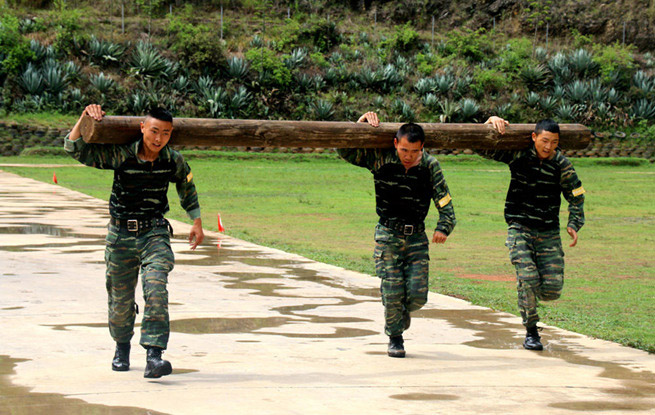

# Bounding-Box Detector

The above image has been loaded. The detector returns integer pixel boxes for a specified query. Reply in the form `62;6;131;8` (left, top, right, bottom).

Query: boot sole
144;362;172;378
387;351;406;358
523;342;544;351
112;364;129;372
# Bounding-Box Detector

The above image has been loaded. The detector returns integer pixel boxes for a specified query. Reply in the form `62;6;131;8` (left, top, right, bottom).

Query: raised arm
64;104;128;169
478;116;517;164
336;111;386;170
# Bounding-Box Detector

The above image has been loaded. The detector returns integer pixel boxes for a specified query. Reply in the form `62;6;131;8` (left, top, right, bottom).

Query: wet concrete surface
1;170;655;414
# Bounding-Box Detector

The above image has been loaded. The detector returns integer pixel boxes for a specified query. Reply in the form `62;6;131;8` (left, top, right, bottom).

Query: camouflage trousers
104;223;174;349
506;223;564;328
374;223;430;337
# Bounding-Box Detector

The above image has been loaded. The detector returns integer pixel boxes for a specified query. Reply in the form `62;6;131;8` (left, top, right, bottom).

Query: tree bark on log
79;116;591;149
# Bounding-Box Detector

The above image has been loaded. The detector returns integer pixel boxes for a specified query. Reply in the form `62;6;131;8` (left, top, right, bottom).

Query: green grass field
1;152;654;352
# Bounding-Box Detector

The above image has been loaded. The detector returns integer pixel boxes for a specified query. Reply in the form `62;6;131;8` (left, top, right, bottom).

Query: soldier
338;112;456;358
65;104;204;378
483;117;585;350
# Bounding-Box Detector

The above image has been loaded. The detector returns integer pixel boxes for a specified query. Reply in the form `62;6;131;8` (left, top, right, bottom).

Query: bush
446;28;493;63
471;67;508;96
0;14;34;77
379;24;421;54
168;17;224;74
246;47;291;88
297;17;341;53
52;9;85;56
588;43;634;92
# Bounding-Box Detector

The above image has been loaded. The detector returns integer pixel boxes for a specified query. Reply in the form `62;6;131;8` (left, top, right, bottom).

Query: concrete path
0;170;654;415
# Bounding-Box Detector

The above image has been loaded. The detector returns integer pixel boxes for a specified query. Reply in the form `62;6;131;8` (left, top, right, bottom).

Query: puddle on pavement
389;393;459;401
415;308;655;409
549;401;654;411
170;317;291;334
171;368;198;375
0;355;171;415
2;306;24;310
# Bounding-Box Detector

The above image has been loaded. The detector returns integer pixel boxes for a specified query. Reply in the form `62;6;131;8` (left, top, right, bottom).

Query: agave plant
19;64;44;95
358;67;379;90
414;78;435;96
422;93;439;111
195;75;215;100
391;98;406;115
606;87;620;105
324;67;338;85
172;75;190;93
524;91;541;108
644;52;655;68
249;35;265;48
373;95;385;109
295;73;313;91
329;51;343;65
284;48;308;69
551;85;565;100
459;98;479;121
548;52;573;86
312;74;326;91
555;104;578;122
568;49;597;77
88;35;126;64
520;64;549;90
62;61;81;81
494;102;513;119
633;71;655;95
539;96;558;113
434;74;454;95
454;76;471;98
226;56;249;81
566;80;589;104
534;46;548;62
89;72;116;94
29;39;47;62
594;102;611;121
228;86;252;117
206;87;228;118
629;99;655;120
130;41;177;79
589;85;608;104
128;91;151;115
439;99;460;123
379;64;403;92
399;102;416;123
312;99;335;121
43;66;70;94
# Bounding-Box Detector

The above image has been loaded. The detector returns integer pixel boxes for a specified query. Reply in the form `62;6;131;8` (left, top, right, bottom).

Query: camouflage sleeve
559;157;585;231
63;132;128;170
336;148;386;171
429;158;456;236
475;149;519;164
172;153;201;220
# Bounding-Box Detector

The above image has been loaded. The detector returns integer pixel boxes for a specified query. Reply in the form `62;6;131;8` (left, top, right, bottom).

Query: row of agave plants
4;36;655;128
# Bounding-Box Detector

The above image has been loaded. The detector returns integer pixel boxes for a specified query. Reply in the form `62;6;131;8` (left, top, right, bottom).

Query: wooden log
79;116;591;149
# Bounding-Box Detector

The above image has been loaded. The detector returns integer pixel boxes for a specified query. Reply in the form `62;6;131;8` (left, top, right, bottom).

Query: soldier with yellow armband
483;117;586;351
338;112;456;358
65;104;204;378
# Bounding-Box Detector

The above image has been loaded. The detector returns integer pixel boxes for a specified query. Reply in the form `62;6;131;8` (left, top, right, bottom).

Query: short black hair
396;123;425;144
534;119;559;135
147;107;173;123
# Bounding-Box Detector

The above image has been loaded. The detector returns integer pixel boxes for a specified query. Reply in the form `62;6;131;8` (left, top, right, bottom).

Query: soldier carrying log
65;104;204;378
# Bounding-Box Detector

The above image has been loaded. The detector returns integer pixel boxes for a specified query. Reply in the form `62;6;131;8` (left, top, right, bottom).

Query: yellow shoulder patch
572;186;585;197
438;194;452;207
186;172;193;182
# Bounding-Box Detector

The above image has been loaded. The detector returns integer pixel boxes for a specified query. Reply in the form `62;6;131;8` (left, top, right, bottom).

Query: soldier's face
140;117;173;156
532;131;559;160
394;136;424;169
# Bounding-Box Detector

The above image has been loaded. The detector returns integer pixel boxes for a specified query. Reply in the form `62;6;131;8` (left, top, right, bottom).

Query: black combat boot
523;326;543;351
144;347;173;378
387;335;406;358
112;342;130;371
403;308;411;331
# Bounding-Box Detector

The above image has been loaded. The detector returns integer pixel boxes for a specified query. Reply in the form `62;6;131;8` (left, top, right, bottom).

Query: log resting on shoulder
79;115;591;150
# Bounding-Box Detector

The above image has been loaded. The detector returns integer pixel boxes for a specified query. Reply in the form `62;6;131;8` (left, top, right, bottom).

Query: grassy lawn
1;152;654;353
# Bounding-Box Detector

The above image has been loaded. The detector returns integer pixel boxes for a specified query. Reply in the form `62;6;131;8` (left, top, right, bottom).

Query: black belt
379;218;425;236
110;217;168;232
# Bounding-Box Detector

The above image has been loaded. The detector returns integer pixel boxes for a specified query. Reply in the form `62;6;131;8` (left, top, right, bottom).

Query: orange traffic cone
217;213;225;232
52;171;58;184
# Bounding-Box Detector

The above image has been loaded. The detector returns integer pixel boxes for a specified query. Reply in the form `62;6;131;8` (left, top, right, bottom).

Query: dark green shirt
337;148;456;235
64;135;200;220
479;146;585;231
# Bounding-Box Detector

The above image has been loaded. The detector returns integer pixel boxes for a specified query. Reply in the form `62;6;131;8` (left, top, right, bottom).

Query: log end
79;115;96;143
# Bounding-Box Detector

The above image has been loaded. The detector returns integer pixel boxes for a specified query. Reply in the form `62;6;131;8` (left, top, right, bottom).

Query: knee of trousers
381;278;405;304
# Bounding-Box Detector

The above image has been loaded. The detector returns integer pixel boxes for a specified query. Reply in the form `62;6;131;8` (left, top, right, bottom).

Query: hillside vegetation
1;0;654;136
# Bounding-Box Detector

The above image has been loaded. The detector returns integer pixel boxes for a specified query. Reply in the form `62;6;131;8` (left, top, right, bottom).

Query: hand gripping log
79;116;591;150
